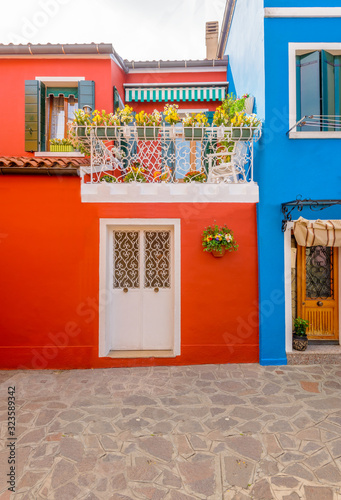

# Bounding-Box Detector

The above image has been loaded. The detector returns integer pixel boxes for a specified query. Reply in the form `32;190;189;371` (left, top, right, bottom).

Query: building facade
224;0;341;364
0;43;260;369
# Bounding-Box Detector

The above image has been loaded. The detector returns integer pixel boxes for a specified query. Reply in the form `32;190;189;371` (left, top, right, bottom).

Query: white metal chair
207;142;248;183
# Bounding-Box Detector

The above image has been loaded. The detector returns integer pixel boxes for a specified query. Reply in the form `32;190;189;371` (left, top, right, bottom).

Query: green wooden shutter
25;80;40;152
296;51;321;131
78;81;95;113
321;50;335;130
40;82;46;152
113;86;124;112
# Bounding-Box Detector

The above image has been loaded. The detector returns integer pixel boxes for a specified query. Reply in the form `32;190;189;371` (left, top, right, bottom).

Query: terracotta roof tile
0;156;89;175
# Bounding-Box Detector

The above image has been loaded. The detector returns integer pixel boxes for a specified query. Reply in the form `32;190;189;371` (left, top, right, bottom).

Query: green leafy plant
135;109;161;126
202;224;238;254
182;112;208;127
49;138;73;146
294;317;309;337
118;105;134;125
124;161;147;183
183;171;207;183
213;93;253;126
100;174;117;183
92;109;120;126
164;104;181;125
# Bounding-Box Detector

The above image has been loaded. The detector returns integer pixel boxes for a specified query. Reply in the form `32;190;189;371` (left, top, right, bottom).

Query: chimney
206;21;219;60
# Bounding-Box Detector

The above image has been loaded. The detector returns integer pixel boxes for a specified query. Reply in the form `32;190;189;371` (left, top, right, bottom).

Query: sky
0;0;226;61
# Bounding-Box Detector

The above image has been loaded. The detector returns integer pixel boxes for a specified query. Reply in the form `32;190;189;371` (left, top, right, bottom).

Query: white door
110;227;173;351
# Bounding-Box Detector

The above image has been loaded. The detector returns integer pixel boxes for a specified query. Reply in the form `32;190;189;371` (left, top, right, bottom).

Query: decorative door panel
110;227;173;351
112;231;142;349
297;245;339;340
143;231;173;350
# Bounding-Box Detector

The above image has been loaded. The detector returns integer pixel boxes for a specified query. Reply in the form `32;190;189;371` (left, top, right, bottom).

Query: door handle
154;288;159;293
123;288;128;293
317;301;323;306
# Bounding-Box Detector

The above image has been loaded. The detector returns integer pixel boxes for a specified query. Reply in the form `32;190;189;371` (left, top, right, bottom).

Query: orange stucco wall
0;176;259;369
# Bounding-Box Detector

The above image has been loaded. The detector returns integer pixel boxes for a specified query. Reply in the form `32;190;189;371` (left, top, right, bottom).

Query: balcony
71;124;262;203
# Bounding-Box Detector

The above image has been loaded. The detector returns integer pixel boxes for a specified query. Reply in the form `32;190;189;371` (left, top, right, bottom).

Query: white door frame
99;218;181;357
284;221;341;353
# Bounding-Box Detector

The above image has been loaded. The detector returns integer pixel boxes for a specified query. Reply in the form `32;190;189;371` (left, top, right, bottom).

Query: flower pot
136;126;160;140
292;334;308;351
184;127;205;141
50;145;74;152
232;128;253;140
76;126;87;137
95;126;119;139
211;248;226;258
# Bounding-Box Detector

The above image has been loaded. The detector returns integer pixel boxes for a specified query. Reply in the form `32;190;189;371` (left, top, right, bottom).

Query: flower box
136;126;160;140
50;145;74;152
95;126;119;139
184;127;205;141
232;128;253;140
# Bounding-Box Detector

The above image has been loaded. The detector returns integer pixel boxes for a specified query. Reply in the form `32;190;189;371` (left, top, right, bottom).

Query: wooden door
297;245;339;340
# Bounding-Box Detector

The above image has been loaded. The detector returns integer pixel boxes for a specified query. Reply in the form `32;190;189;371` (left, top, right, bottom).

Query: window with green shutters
24;80;95;152
296;50;341;131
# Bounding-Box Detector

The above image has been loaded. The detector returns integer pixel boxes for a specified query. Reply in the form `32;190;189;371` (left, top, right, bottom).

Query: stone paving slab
1;365;341;499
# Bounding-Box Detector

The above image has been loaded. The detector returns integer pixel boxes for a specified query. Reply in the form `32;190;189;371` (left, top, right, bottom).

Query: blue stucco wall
225;0;265;118
259;15;341;365
226;1;341;365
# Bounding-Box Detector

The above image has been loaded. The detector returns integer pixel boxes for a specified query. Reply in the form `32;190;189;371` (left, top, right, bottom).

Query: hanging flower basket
202;224;238;257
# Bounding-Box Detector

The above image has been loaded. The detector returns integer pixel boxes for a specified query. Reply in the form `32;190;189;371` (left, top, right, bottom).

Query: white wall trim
284;220;341;353
284;222;293;353
81;182;259;203
128;67;227;74
35;152;84;158
35;76;85;82
265;7;341;18
289;43;341;138
99;218;181;358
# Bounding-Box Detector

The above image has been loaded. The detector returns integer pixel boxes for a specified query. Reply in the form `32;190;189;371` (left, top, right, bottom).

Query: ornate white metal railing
71;124;262;185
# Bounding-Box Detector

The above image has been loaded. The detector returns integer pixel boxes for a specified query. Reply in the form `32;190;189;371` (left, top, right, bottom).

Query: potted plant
202;224;238;257
183;112;208;141
231;112;261;139
119;105;135;138
72;109;92;137
135;109;161;140
49;138;74;152
100;174;117;183
163;104;182;139
92;109;120;138
124;161;147;183
293;317;309;351
183;170;207;183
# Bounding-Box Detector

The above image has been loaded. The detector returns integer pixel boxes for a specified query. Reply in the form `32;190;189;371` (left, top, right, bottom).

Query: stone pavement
1;364;341;500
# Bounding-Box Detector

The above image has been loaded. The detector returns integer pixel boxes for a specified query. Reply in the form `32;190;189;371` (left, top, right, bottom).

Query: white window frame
99;218;181;358
289;43;341;139
34;76;85;156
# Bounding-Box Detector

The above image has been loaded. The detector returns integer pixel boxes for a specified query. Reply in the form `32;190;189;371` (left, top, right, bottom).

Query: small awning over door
294;217;341;247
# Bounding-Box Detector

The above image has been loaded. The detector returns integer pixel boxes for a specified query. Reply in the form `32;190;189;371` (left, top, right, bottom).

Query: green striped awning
46;87;78;98
125;86;227;103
